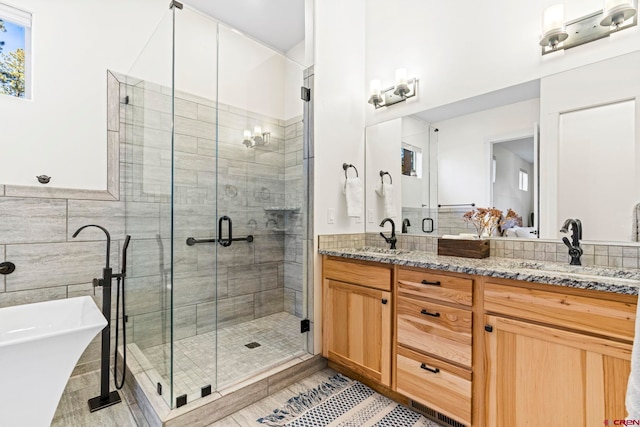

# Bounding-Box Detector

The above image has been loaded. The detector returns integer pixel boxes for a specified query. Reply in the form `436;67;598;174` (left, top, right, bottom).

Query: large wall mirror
365;50;640;244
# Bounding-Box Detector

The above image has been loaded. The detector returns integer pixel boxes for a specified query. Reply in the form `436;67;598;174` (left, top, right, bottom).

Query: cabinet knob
420;279;441;286
381;298;388;304
485;324;494;333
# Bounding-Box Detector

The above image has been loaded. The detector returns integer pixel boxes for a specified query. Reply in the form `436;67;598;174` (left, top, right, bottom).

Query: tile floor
52;370;146;427
132;312;305;406
52;369;345;426
54;368;441;427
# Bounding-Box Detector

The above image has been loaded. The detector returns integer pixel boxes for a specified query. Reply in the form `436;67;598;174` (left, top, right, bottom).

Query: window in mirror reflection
519;169;529;192
492;157;496;184
401;144;422;177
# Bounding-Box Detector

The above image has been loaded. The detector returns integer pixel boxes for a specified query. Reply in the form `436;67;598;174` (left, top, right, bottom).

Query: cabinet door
323;279;391;386
485;315;631;427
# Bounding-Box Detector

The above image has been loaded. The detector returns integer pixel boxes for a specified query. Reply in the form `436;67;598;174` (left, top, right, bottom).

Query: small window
0;3;31;99
519;169;529;191
401;145;422;178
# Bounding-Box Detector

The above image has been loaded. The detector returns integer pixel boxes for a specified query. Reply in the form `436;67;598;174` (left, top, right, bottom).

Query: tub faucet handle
92;277;104;296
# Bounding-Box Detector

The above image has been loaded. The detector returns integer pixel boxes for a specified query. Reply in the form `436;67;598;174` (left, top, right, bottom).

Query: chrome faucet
560;218;583;265
379;218;397;249
401;218;411;234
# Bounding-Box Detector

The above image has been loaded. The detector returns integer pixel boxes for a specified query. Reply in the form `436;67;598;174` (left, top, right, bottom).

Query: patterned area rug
257;374;443;427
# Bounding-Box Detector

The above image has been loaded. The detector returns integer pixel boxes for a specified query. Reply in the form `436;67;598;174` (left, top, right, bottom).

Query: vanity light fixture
368;68;418;109
242;126;270;148
539;0;637;55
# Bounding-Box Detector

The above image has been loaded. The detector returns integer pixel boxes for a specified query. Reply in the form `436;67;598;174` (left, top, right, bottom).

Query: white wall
365;0;640;127
557;101;635;241
313;0;366;235
365;118;402;226
435;99;540;207
540;51;640;241
0;0;167;190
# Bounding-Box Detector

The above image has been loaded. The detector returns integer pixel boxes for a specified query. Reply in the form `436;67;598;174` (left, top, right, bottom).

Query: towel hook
380;171;392;184
342;163;359;179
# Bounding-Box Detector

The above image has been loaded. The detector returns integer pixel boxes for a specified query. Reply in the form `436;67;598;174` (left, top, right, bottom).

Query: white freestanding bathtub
0;296;107;427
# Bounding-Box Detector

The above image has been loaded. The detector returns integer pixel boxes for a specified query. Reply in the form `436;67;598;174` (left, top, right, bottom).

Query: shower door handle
218;216;232;247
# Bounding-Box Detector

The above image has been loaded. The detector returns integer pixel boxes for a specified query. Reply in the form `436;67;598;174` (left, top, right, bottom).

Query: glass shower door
169;6;220;405
123;7;178;408
214;24;308;389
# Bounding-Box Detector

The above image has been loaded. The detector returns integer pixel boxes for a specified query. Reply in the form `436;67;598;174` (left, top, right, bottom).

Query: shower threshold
121;312;324;426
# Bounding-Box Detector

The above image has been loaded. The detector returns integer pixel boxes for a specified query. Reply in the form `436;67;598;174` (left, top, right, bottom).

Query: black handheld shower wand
114;235;131;390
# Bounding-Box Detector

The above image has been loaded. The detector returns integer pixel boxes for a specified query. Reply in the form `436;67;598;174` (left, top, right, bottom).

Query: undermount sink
351;247;411;257
0;296;107;427
513;260;640;282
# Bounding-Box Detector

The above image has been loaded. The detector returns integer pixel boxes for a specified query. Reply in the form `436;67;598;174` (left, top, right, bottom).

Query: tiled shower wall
120;73;305;351
283;120;305;317
0;71;305;374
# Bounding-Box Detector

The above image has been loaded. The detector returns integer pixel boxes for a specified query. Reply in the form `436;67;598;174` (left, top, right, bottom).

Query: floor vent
245;342;261;349
409;400;467;427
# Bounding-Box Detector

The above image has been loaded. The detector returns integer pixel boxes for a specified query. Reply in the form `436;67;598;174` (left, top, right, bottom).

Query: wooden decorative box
437;238;490;259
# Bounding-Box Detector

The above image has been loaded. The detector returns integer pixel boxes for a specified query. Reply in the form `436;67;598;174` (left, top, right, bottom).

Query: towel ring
380;171;392;184
343;163;359;178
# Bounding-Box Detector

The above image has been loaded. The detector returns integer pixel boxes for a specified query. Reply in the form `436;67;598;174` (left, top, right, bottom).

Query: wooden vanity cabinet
321;255;638;427
395;267;474;426
483;281;636;426
322;256;393;386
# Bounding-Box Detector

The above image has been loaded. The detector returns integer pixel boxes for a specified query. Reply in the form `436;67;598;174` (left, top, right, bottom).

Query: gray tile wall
436;207;476;236
120;77;306;352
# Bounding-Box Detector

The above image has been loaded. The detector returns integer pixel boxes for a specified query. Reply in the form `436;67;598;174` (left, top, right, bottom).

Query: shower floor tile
132;311;305;403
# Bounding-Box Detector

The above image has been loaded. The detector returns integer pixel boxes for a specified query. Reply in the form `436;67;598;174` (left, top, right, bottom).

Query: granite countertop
319;247;640;296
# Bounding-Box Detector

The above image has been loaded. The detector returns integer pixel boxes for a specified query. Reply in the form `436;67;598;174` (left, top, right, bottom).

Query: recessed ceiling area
181;0;305;53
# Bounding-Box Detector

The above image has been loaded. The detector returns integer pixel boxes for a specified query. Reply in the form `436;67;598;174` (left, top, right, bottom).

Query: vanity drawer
397;296;472;367
396;346;472;426
398;268;473;306
323;257;392;291
484;282;637;342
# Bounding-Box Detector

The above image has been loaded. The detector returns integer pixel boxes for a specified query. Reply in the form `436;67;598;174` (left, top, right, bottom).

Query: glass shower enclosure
121;4;309;408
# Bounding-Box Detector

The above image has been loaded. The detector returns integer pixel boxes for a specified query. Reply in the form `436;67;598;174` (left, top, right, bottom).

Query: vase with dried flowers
463;207;503;238
462;207;521;238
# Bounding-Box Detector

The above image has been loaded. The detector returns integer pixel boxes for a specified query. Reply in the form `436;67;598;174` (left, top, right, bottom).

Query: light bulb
369;79;381;97
395;68;408;87
542;4;565;35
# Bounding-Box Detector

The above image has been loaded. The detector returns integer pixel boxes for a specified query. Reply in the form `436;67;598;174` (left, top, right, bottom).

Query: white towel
378;183;396;218
627;301;640;419
343;177;363;217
